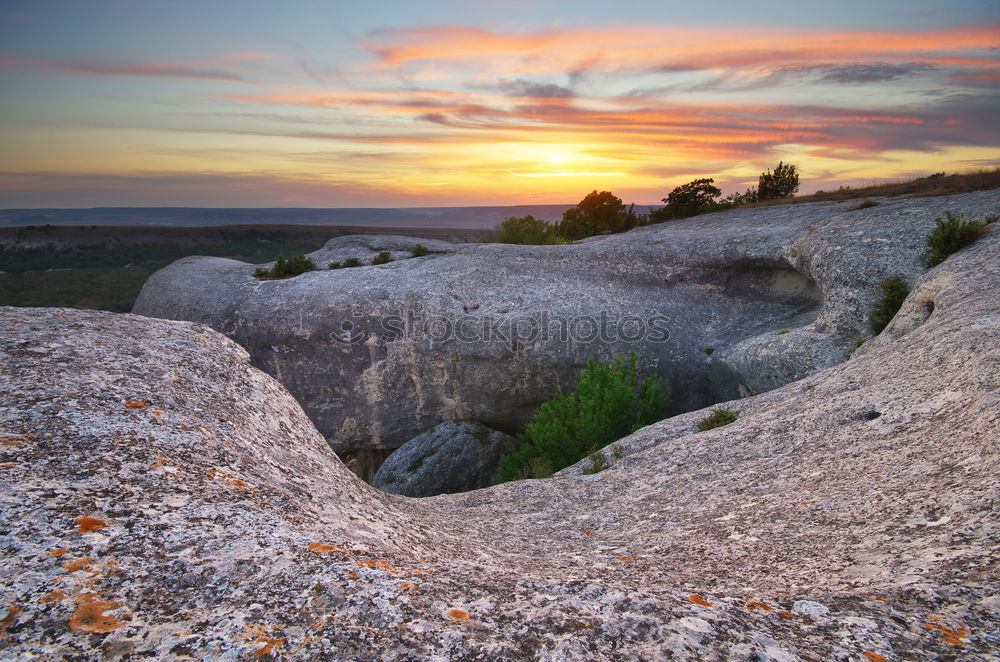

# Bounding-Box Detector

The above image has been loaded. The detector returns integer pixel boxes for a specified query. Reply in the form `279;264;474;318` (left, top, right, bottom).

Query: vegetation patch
696;408;738;432
925;212;985;267
370;251;394;265
498;352;669;482
870;276;911;334
846;199;880;211
253;253;317;279
411;243;430;257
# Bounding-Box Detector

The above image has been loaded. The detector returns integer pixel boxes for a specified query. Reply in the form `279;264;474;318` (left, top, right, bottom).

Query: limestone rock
2;209;999;658
132;193;999;468
372;421;513;497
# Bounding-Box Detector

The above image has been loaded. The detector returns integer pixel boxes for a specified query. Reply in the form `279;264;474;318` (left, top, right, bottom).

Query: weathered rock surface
2;210;999;658
132;192;999;471
372;421;514;497
0;206;1000;662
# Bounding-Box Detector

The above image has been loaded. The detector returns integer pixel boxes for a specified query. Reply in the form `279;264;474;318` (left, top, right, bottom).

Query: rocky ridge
132;192;999;478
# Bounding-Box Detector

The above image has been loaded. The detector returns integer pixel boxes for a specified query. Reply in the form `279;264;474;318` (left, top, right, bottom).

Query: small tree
757;161;799;200
498;352;669;481
557;190;637;240
656;178;723;220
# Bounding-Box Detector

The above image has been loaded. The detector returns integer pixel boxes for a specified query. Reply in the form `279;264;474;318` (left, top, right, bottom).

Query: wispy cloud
0;52;270;82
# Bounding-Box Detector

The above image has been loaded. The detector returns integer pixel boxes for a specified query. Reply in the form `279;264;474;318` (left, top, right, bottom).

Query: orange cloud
361;24;1000;75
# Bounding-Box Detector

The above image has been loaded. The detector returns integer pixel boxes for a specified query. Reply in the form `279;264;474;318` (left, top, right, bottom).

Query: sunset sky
1;0;998;207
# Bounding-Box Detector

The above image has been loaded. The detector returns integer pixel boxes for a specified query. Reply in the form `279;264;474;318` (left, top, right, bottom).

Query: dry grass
750;167;1000;207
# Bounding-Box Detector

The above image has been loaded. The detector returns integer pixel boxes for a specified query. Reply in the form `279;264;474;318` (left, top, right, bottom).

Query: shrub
371;251;393;265
328;261;343;270
925;212;983;267
696;408;738;431
556;191;638;240
757;161;799;200
653;178;722;220
253;253;317;279
582;448;609;474
497;352;669;482
846;199;879;211
870;275;910;334
411;243;430;257
704;347;714;355
343;257;362;268
486;215;564;245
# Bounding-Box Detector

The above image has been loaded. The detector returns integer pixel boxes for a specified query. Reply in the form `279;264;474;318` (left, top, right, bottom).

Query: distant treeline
484;162;800;244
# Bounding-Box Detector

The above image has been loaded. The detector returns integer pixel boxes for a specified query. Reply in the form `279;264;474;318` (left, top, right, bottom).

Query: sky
1;0;998;208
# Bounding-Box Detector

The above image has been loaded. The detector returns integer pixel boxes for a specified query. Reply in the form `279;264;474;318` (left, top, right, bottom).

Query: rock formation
132;192;999;479
372;421;514;497
2;192;998;658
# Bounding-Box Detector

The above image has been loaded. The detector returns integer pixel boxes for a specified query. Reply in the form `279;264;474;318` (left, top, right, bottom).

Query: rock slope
132;192;1000;467
2;207;999;658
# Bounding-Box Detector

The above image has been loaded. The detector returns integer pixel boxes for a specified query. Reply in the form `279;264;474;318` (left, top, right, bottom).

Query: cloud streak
0;52;270;82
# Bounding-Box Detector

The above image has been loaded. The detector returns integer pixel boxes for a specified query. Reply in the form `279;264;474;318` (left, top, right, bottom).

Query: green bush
411;243;430;257
498;352;669;482
253;253;317;279
484;215;566;245
371;251;394;265
343;257;362;268
870;275;910;334
925;212;983;267
696;408;738;431
328;261;343;270
556;191;638;240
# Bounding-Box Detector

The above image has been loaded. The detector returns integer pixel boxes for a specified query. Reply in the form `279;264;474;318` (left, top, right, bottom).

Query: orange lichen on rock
778;610;796;619
0;605;22;640
687;594;713;607
68;598;125;633
582;530;593;535
0;462;15;469
860;592;890;602
863;653;889;662
356;559;400;574
76;516;108;533
207;469;250;490
924;623;970;646
39;590;67;604
124;401;149;409
399;581;417;593
63;557;95;572
307;542;342;554
0;439;25;447
743;600;775;613
445;609;470;622
243;624;286;659
47;547;71;557
617;557;634;563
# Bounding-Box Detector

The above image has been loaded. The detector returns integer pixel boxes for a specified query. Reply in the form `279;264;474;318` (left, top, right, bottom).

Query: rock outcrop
132;192;999;475
2;207;999;658
372;421;514;497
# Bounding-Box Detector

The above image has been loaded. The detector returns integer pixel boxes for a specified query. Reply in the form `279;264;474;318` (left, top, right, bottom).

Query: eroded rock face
132;192;999;468
372;421;514;497
2;216;999;658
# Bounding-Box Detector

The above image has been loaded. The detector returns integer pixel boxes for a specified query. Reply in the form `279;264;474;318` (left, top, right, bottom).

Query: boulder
372;421;513;497
132;192;999;471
